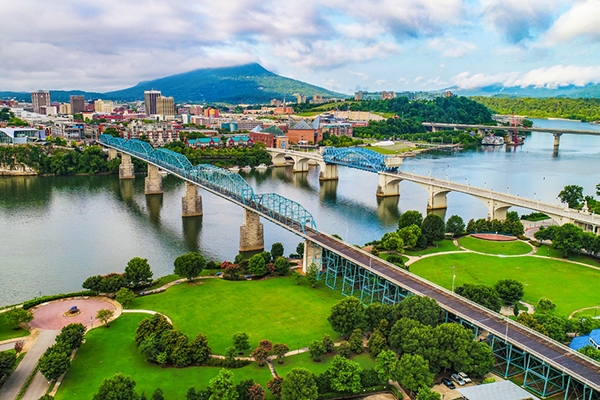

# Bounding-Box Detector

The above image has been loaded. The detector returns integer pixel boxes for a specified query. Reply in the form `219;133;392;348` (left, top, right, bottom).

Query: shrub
23;291;96;310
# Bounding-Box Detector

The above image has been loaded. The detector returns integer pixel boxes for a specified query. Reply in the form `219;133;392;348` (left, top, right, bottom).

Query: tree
327;355;363;393
306;262;319;288
296;242;305;257
225;346;238;366
5;308;33;329
190;332;212;364
322;334;334;353
381;232;404;252
338;341;352;358
446;215;465;236
96;309;114;327
459;341;495;377
434;323;473;372
124;257;153;287
552;223;584;256
248;384;265;400
174;252;206;281
579;345;600;362
416;387;441;400
274;257;290;276
328;297;365;337
494;279;524;305
39;345;71;382
233;332;251;354
558;185;585;209
374;350;397;382
308;339;326;361
393;354;434;395
281;368;318;400
252;346;270;367
135;313;173;345
398;210;423;230
56;323;86;350
248;254;267;276
273;343;289;364
394;296;443;327
100;273;128;293
455;284;502;313
537;297;557;313
348;329;363;354
116;287;136;308
421;214;445;245
0;350;16;378
398;224;422;249
271;242;284;259
152;388;165;400
367;329;387;357
82;275;104;292
267;377;283;398
93;373;139;400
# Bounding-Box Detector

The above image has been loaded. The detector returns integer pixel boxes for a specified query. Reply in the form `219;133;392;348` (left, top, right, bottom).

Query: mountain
0;64;346;104
448;83;600;98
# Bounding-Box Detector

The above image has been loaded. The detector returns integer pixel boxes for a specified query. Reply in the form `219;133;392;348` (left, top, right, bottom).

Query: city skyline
2;0;600;94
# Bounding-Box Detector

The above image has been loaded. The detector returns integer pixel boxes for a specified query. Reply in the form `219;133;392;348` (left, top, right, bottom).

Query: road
0;330;59;400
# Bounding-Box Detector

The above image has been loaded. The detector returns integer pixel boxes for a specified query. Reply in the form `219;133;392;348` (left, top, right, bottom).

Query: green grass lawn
404;240;462;256
130;276;344;354
457;236;533;255
0;313;30;341
409;253;600;315
379;253;410;264
55;314;275;400
274;350;376;378
535;244;600;267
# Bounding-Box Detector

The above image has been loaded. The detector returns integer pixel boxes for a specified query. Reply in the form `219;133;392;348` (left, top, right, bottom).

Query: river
1;118;599;306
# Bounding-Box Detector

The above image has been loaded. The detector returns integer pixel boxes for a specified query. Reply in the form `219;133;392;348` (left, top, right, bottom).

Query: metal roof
456;380;540;400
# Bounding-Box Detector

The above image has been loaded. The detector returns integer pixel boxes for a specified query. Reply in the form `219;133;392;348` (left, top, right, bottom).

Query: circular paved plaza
29;298;119;330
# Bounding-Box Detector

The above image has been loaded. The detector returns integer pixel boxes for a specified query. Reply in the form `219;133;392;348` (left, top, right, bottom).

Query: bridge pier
483;198;512;220
144;164;163;195
292;159;309;173
553;133;562;148
239;209;264;252
376;173;401;197
182;181;203;217
318;162;338;181
426;186;450;210
107;148;117;161
303;240;323;273
118;153;135;180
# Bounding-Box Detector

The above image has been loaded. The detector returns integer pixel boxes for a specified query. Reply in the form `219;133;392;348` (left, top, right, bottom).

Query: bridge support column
107;148;117;161
292;159;309;173
303;240;323;273
427;186;449;210
318;162;338;181
484;198;512;220
239;209;264;252
145;164;163;195
553;133;562;148
119;153;135;180
376;173;401;197
182;181;202;217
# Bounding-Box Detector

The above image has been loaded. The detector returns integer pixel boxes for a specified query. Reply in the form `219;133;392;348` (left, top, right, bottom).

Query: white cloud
427;37;477;58
375;79;388;86
543;0;600;45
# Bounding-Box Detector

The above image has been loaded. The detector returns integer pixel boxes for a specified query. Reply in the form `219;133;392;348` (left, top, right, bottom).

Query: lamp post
507;186;510;195
505;317;509;343
451;266;456;292
90;316;93;330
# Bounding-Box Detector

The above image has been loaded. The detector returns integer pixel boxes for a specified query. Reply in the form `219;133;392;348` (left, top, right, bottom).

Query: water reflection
182;216;203;252
376;196;401;223
319;180;338;202
146;193;163;226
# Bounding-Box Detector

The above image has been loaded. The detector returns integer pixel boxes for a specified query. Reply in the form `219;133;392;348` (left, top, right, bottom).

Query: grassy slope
0;313;30;341
409;253;600;315
55;314;274;400
274;350;376;378
404;240;461;256
457;236;532;255
535;244;600;267
129;277;344;354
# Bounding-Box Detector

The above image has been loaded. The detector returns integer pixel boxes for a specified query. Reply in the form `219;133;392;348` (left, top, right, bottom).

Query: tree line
471;97;600;122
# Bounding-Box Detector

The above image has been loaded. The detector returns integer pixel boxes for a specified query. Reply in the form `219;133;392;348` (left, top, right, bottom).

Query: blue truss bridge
321;147;402;173
99;135;599;400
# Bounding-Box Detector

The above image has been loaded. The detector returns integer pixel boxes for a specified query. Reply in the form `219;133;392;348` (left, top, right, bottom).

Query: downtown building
31;91;51;114
70;95;85;114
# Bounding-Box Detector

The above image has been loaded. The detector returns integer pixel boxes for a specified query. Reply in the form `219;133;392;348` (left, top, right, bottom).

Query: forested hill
471;97;600;122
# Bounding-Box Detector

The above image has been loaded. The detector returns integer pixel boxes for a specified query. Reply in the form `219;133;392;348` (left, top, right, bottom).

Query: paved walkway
0;330;59;400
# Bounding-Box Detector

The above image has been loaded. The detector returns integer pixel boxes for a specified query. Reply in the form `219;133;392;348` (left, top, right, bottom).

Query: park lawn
535;244;600;267
145;274;180;290
409;253;600;316
379;253;410;264
55;314;275;400
404;240;461;256
0;313;30;341
571;308;600;319
274;350;376;378
129;276;344;354
457;236;532;255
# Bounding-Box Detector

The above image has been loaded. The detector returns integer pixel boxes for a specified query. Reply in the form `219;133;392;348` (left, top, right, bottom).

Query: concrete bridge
98;135;600;400
422;122;600;148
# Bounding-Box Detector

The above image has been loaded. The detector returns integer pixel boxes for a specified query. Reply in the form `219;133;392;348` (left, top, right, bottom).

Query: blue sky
2;0;600;94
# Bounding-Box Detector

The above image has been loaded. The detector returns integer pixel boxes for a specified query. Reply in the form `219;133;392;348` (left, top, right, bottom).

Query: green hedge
22;291;97;310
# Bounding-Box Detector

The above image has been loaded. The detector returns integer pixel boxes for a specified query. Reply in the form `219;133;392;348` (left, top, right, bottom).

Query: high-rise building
59;103;71;114
156;96;175;117
70;95;85;114
31;91;50;114
144;90;161;115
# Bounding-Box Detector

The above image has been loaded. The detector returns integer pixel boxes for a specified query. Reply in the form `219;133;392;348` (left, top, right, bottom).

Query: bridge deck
307;231;600;390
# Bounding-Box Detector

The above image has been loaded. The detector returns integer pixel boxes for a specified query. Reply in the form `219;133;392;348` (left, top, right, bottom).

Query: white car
451;373;466;386
458;372;472;383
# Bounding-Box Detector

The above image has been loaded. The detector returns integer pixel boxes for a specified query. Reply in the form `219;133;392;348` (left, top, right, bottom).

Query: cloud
427;37;477;58
543;0;600;45
452;65;600;89
480;0;564;43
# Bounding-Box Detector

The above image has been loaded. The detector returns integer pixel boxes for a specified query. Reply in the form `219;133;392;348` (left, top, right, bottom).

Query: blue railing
322;147;398;173
99;135;317;234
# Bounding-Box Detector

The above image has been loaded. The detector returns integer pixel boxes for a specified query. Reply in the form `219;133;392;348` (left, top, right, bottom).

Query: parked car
442;378;456;389
451;373;466;386
458;372;472;383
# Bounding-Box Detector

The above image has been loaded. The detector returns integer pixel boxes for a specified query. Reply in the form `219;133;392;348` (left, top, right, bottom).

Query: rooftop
456;380;540;400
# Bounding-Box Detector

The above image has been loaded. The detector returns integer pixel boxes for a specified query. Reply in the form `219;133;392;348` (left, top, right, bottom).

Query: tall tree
174;252;206;281
115;287;136;308
308;339;326;361
281;368;318;400
274;257;290;276
328;297;365;337
93;373;139;400
56;323;86;350
398;225;421;249
0;350;16;379
459;341;495;377
39;344;71;382
124;257;153;287
374;350;397;382
233;332;250;354
558;185;585;209
445;215;465;236
494;279;524;305
5;308;33;329
270;242;284;259
392;354;434;395
552;223;584;256
398;210;423;230
421;214;446;245
327;355;363;393
190;332;212;364
394;296;443;327
248;254;267;276
455;284;502;312
209;369;238;400
416;388;441;400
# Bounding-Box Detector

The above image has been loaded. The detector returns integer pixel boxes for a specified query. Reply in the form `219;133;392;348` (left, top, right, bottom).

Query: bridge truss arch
323;147;399;173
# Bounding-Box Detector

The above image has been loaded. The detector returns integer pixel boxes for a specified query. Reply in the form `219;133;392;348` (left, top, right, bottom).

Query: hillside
470;96;600;121
0;64;345;105
449;83;600;98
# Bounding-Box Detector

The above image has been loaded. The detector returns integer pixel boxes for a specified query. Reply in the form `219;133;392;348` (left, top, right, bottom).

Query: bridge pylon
318;162;338;181
182;181;203;217
376;173;401;197
145;164;163;195
118;153;135;180
303;240;323;273
553;133;562;148
239;209;264;252
107;148;117;161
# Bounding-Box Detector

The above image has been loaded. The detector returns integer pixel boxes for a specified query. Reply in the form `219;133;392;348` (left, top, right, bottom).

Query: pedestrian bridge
98;134;599;400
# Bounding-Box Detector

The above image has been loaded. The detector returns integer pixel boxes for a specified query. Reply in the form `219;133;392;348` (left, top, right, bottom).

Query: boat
255;163;268;171
241;165;252;172
481;135;504;146
228;166;240;172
